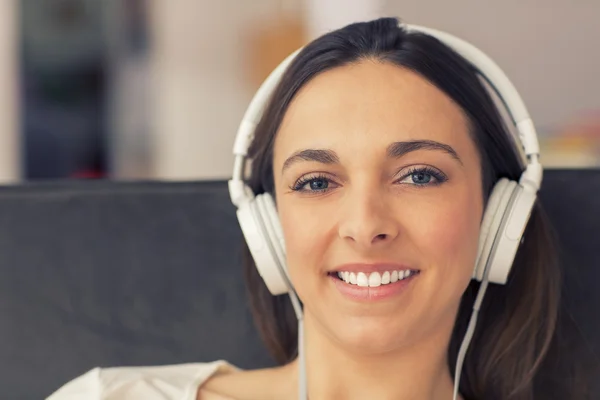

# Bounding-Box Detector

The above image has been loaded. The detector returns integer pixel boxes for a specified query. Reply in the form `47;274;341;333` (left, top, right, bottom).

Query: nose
338;187;400;250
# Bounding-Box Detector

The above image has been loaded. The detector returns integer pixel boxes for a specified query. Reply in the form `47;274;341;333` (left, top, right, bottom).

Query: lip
330;263;419;274
330;272;418;302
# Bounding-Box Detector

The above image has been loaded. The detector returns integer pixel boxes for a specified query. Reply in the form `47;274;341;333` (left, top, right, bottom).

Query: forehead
273;60;473;163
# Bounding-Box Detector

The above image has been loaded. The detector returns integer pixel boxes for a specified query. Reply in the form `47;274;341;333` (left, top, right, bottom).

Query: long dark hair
241;17;590;399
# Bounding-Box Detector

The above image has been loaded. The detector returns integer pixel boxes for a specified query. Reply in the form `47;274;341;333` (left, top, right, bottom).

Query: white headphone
229;23;543;296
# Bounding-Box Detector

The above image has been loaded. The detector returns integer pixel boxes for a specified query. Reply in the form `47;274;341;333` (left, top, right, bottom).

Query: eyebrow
281;139;462;175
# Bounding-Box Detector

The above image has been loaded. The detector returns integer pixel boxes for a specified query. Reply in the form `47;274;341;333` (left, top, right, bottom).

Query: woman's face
272;60;484;353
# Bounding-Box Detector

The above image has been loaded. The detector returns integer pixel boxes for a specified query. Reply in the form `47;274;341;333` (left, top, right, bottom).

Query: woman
48;17;591;400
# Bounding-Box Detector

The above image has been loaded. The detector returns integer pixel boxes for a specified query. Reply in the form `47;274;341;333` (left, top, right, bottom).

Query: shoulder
46;360;237;400
199;362;296;400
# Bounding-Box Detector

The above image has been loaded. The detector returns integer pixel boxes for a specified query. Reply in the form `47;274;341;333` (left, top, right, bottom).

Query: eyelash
290;166;448;193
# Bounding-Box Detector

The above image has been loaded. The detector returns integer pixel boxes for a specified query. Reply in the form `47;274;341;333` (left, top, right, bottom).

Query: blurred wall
305;0;384;38
147;0;600;180
385;0;600;133
148;0;285;180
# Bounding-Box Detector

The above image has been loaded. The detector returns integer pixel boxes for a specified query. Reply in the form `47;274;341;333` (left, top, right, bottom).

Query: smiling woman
232;17;590;400
260;51;489;400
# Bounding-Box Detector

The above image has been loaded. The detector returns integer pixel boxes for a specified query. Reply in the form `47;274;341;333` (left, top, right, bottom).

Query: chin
329;315;414;355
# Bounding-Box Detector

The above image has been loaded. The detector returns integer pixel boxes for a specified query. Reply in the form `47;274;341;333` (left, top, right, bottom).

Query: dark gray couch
0;170;598;399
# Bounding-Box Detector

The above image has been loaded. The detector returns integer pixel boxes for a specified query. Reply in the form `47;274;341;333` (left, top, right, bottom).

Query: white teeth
368;272;381;287
357;272;369;287
336;269;416;286
381;271;390;285
350;273;357;284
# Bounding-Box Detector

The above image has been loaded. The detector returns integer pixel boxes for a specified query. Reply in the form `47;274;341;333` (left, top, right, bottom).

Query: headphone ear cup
235;194;290;295
474;178;516;282
485;183;537;284
257;193;287;259
255;193;289;280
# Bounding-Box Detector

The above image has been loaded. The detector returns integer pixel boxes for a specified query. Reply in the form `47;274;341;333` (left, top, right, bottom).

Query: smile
333;269;417;287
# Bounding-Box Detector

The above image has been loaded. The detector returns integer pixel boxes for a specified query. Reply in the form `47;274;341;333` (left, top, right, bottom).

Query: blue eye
291;174;332;193
308;178;329;191
411;171;432;184
399;166;447;186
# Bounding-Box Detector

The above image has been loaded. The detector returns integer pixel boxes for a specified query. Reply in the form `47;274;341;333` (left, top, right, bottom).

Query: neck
287;311;460;400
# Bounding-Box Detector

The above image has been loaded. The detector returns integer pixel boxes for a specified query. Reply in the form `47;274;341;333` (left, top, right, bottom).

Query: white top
46;361;238;400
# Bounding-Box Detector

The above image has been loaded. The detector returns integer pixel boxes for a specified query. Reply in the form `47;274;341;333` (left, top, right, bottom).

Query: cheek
277;201;332;282
415;187;483;283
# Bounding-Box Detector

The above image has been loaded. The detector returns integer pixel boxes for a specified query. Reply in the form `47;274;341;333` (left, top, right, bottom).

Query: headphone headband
230;22;542;207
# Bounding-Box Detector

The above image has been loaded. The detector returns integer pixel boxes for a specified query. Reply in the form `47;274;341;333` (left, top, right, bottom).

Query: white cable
453;278;490;400
298;317;307;400
286;289;307;400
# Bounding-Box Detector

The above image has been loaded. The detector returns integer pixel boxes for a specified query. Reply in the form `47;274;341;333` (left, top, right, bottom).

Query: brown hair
241;17;592;399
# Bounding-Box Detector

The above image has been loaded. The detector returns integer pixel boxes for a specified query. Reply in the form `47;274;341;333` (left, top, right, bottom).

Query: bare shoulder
198;363;295;400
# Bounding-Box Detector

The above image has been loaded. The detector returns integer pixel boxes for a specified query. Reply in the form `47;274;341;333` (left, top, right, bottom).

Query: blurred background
1;0;598;183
